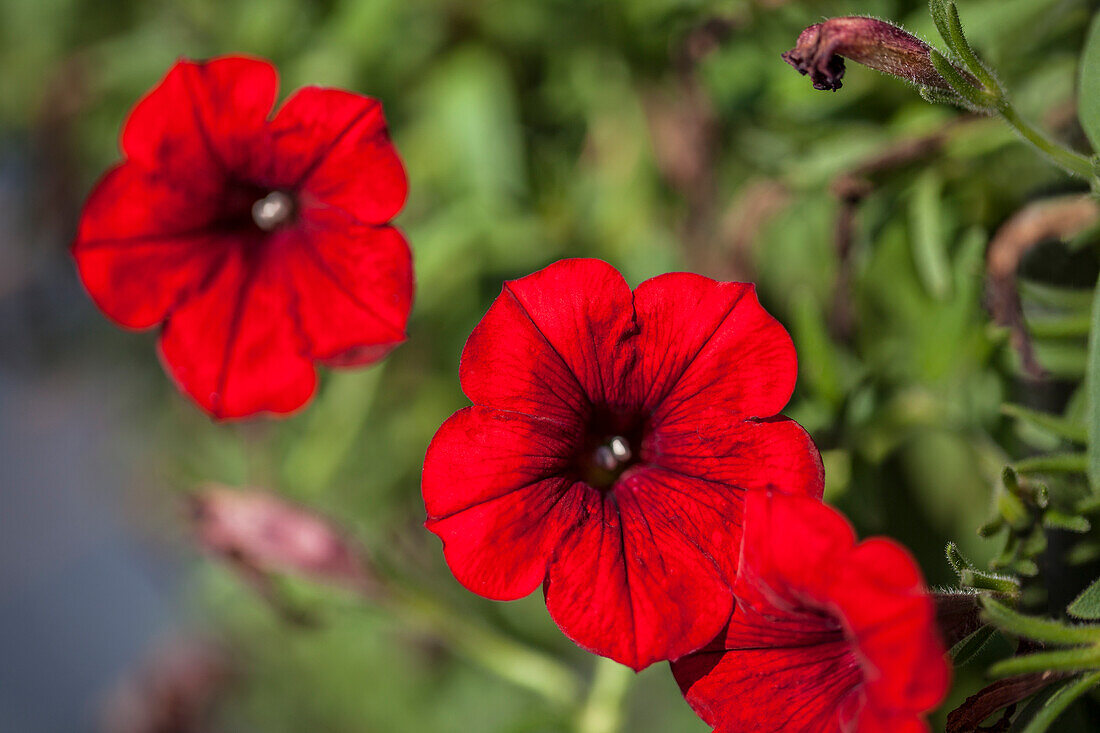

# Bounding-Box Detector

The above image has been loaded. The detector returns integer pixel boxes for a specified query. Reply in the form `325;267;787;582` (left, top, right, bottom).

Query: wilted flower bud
189;486;371;592
782;16;962;92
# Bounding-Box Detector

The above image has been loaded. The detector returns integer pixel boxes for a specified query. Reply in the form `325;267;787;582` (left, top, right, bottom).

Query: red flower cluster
672;491;950;732
73;56;412;418
423;258;949;729
77;54;951;732
422;258;824;670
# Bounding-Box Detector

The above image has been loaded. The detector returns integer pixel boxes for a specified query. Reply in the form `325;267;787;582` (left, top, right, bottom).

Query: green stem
996;102;1095;180
387;587;583;709
575;656;635;733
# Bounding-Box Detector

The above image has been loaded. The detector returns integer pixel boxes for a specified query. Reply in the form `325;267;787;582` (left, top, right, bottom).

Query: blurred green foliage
5;0;1100;730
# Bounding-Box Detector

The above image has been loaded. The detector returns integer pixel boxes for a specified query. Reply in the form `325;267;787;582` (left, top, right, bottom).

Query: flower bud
189;486;372;592
782;16;962;92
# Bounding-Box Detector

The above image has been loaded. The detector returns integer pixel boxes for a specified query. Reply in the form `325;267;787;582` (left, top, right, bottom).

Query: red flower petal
632;273;796;423
832;539;951;715
614;466;745;591
673;605;863;732
278;88;407;225
74;163;223;244
72;164;227;328
641;416;823;581
544;476;732;670
280;210;412;365
858;711;931;733
734;488;854;612
424;406;585;600
123;56;278;184
158;247;316;418
671;493;949;732
460;259;637;424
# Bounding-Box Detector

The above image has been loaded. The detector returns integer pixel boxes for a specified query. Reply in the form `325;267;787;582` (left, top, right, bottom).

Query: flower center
593;436;632;472
579;433;640;491
251;191;295;231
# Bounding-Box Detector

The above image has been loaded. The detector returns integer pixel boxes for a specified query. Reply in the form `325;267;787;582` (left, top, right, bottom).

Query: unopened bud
782;16;967;93
189;486;371;592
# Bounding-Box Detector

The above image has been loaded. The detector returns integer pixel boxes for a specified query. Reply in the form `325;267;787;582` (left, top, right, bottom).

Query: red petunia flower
73;56;411;418
671;491;950;733
422;258;823;670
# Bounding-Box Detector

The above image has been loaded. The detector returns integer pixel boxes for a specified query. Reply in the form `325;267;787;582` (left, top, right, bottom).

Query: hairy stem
996;102;1095;180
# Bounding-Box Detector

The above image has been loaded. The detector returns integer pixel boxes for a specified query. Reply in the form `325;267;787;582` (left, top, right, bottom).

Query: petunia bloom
422;258;823;671
671;491;950;733
73;56;411;418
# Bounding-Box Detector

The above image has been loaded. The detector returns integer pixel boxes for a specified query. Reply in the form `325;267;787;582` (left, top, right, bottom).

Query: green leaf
1067;540;1100;566
1077;12;1100;153
908;171;952;300
1027;312;1092;338
951;624;997;665
1043;511;1091;533
1089;270;1100;492
1069;578;1100;620
1015;453;1088;475
984;598;1100;645
989;646;1100;677
1017;671;1100;733
1018;280;1095;312
1032;340;1088;379
999;488;1031;530
1002;404;1088;444
790;292;844;406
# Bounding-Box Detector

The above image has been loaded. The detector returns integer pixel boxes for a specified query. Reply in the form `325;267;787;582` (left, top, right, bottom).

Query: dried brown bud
189;486;372;593
782;16;957;92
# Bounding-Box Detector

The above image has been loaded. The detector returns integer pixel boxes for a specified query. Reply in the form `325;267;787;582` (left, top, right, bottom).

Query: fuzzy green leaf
1003;404;1088;444
1068;578;1100;620
984;598;1100;645
909;171;952;300
1018;280;1095;312
1015;453;1088;475
928;0;956;52
989;647;1100;677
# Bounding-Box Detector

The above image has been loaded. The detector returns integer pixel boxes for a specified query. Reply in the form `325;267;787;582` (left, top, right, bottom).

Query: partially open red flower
422;259;823;670
73;56;411;418
671;491;950;732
